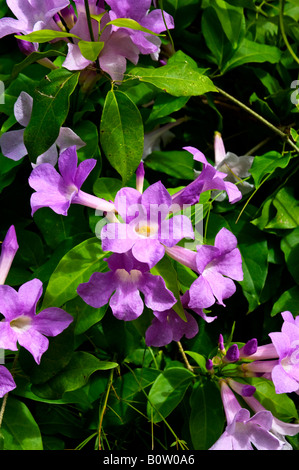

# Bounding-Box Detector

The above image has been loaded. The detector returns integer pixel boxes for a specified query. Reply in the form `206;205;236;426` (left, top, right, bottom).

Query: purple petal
214;227;238;254
268;332;290;359
107;250;149;273
183;146;208;165
188;275;216;310
56;127;86;153
0;129;27;161
141;181;172;216
30;190;72;216
281;321;299;345
0;225;19;285
114;187;142;223
0;365;16;397
145;315;173;347
14;91;33;126
159;214;194;247
204;270;236;306
141;9;174;33
195;245;219;273
17;327;49;364
0;321;18;351
271;364;299;394
139;273;176;311
74;158;97;189
33;307;73;336
77;271;117;308
0;285;21;319
0;17;25;39
213;249;243;282
132;238;165;268
105;0;151;20
223;180;242;203
34;144;58;167
109;283;144;321
101;223;136;253
63;43;93;71
29;162;61;192
58;146;78;186
18;279;43;316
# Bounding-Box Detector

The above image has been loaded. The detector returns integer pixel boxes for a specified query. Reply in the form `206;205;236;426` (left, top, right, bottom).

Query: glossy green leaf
266;187;299;230
32;352;118;400
250;151;292;187
145;150;194;180
15;29;79;43
106;18;163;36
147;367;194;423
1;397;43;450
189;380;224;450
100;90;144;183
41;237;107;309
127;61;217;97
271;286;299;316
78;40;104;61
24;68;80;161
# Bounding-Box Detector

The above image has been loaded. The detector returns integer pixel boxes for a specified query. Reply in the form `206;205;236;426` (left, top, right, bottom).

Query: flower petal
0;129;27;161
33;307;73;336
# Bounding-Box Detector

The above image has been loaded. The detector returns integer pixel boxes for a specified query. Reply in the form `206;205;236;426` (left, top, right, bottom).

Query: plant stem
84;0;95;42
279;0;299;65
98;367;114;450
0;394;8;428
216;86;299;154
177;341;194;373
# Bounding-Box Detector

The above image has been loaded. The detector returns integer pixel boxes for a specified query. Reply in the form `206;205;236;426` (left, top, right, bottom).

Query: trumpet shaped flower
0;365;16;398
210;380;280;450
166;227;243;309
29;146;115;216
101;181;194;268
0;279;73;364
0;225;18;285
0;91;85;166
213;132;254;201
77;250;176;321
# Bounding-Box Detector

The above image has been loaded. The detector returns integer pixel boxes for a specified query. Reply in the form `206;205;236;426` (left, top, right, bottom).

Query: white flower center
10;315;32;332
134;222;159;238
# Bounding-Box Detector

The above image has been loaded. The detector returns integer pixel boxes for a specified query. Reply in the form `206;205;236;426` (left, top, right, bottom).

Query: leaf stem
98;367;114;450
215;86;299;154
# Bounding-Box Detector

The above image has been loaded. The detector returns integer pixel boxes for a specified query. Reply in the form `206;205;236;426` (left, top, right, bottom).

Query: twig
177;341;194;373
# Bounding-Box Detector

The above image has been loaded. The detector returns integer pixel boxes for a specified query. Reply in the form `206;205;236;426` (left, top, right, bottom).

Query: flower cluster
0;225;73;397
0;0;174;82
206;317;299;450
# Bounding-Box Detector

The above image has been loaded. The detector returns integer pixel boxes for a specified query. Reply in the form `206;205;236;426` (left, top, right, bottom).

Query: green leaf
106;18;164;36
15;29;79;43
250;151;292;187
41;237;107;309
265;187;299;230
24;68;80;162
127;60;217;97
189;380;224;450
222;39;282;74
246;377;298;421
271;286;299;316
210;0;245;48
151;255;186;321
8;50;66;83
145;150;195;180
32;352;118;400
78;40;104;61
147;367;194;423
1;397;43;450
93;177;122;201
100;90;144;184
281;226;299;283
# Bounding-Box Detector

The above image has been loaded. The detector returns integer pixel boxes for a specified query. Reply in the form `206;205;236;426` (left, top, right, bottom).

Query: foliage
0;0;299;451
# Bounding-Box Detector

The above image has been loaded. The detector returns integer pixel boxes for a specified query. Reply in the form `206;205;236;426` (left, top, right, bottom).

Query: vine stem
215;86;299;154
84;0;95;42
279;0;299;65
98;367;114;450
176;341;194;373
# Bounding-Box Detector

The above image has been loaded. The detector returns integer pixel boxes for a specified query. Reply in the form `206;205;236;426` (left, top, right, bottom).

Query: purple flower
77;250;176;321
0;225;18;285
210;380;280;450
0;279;73;364
172;146;242;208
0;365;16;398
268;311;299;394
166;227;243;309
105;0;174;56
244;395;299;450
0;91;85;166
0;0;70;39
101;181;194;268
213;132;254;201
29;145;115;216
